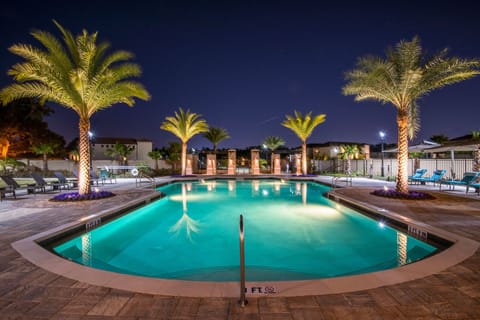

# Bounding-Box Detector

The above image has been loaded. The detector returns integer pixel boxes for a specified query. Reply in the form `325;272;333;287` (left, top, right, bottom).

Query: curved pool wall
11;177;480;297
51;179;441;281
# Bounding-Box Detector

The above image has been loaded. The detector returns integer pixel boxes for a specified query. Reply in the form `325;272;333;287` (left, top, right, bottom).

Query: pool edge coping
11;179;480;298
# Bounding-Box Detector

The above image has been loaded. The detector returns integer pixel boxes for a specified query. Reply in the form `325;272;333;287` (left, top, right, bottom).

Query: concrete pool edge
11;184;480;298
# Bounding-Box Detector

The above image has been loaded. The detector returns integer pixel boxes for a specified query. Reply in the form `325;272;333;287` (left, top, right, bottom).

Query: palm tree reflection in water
169;183;201;241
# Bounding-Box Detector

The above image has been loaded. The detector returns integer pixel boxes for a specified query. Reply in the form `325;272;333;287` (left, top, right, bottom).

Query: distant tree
282;111;326;175
161;108;209;175
338;144;360;174
165;141;181;171
32;142;59;173
0;158;26;174
263;136;285;173
203;127;230;153
343;36;480;193
430;134;449;144
148;149;163;170
0;21;150;195
105;142;135;165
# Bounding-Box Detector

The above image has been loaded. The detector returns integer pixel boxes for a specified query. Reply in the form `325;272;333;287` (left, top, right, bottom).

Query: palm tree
282;111;326;175
165;141;181;171
203;127;230;153
263;136;285;173
0;21;150;195
343;37;479;193
338;144;359;175
32;142;58;173
148;150;163;170
160;108;208;175
105;142;135;165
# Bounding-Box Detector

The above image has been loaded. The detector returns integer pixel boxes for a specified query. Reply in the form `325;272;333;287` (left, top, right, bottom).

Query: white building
90;137;152;161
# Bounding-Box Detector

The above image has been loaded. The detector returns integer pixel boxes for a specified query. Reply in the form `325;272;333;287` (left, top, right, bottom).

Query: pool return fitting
239;214;248;306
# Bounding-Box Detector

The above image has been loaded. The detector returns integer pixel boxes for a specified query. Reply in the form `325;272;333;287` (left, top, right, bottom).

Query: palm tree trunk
396;110;409;193
473;147;480;172
79;117;92;195
43;153;48;173
181;142;187;176
302;141;307;175
155;159;159;171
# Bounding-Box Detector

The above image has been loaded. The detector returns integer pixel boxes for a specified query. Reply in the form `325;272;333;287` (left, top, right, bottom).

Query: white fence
312;158;474;179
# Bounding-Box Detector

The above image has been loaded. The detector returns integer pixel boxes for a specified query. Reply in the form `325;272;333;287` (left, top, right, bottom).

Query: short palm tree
0;21;150;195
32;142;58;173
160;108;208;175
203;127;230;153
263;136;285;173
105;142;135;165
282;111;326;175
148;150;163;170
338;144;359;175
343;36;479;193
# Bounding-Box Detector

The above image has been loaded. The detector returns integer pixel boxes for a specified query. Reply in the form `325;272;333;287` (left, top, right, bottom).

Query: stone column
206;154;216;175
185;154;193;175
251;149;260;175
295;154;302;175
272;153;281;174
192;154;199;174
228;149;236;175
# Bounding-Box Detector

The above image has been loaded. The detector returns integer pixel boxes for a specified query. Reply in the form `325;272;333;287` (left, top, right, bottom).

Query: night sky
1;1;479;149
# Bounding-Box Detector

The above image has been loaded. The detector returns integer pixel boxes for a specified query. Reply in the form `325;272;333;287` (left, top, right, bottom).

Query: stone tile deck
0;177;479;319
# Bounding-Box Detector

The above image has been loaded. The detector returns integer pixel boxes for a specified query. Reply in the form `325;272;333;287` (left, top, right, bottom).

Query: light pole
379;131;385;177
88;131;94;170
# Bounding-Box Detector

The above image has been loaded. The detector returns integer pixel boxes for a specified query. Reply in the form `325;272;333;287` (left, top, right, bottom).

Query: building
90;137;152;161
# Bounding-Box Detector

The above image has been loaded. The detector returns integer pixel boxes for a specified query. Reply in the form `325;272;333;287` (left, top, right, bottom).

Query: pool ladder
135;173;156;189
239;214;247;307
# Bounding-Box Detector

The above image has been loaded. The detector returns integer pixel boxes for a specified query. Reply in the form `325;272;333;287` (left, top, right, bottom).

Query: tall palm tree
338;144;359;175
203;127;230;153
148;150;163;170
0;21;150;195
282;111;326;175
263;136;285;173
160;108;208;175
343;37;479;193
32;142;58;173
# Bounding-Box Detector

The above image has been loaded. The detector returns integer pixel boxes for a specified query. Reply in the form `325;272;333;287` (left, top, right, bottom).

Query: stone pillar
251;149;260;175
295;154;302;175
206;154;216;175
192;154;199;174
272;153;281;174
186;154;193;175
228;149;236;175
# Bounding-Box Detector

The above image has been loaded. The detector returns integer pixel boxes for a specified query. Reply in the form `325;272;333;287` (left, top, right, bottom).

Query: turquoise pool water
53;180;438;281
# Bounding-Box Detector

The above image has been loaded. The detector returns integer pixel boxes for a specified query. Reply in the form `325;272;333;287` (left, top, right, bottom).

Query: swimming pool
53;179;439;281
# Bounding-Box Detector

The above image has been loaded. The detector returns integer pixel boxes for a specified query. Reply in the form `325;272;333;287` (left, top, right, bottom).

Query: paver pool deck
0;176;479;319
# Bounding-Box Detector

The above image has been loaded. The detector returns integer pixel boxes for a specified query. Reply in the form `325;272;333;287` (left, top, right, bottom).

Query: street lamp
379;131;385;177
88;131;94;170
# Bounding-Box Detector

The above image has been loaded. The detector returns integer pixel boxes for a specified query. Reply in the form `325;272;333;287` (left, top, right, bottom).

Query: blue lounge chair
413;169;446;186
439;172;480;192
468;181;480;195
408;169;427;184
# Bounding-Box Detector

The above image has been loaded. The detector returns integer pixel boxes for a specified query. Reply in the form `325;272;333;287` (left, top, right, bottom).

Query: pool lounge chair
439;172;480;192
99;168;116;184
53;171;77;189
412;169;446;186
0;175;36;200
31;172;67;192
408;169;427;184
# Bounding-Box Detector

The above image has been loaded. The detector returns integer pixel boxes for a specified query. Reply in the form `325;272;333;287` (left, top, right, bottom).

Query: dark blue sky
1;1;479;149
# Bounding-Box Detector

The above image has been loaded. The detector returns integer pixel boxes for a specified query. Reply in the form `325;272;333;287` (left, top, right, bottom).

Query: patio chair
31;172;66;192
412;169;446;186
408;169;427;184
0;175;36;200
90;169;101;186
53;171;77;189
439;172;480;192
99;168;116;184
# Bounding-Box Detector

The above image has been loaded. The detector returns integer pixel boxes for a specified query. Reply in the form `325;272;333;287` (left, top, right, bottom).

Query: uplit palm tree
32;142;58;173
263;136;285;173
343;37;479;193
160;108;208;175
338;144;359;175
0;21;150;195
203;127;230;153
282;111;326;175
148;150;162;170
